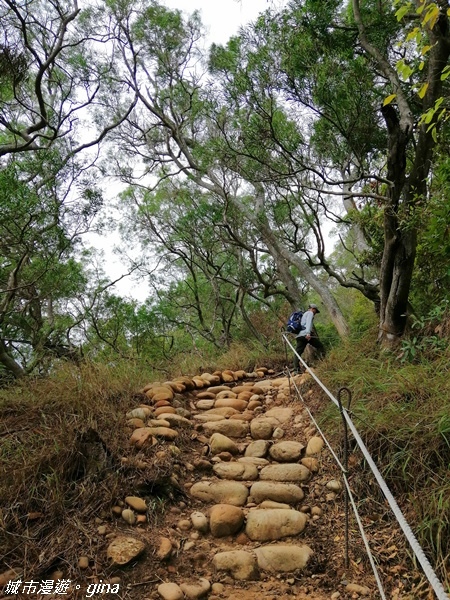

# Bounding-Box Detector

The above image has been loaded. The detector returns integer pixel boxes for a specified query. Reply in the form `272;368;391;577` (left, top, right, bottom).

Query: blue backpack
286;310;304;334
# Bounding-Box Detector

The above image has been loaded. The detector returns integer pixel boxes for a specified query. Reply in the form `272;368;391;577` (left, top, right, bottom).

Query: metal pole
337;386;352;569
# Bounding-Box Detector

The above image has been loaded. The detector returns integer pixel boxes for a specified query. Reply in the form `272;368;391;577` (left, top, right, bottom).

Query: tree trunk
378;226;417;344
341;166;370;254
272;250;305;309
267;234;350;338
186;174;350;339
377;104;414;344
0;339;25;379
353;0;450;347
231;191;350;338
238;291;268;345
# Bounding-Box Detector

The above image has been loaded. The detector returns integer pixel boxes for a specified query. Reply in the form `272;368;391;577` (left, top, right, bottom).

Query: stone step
121;371;339;595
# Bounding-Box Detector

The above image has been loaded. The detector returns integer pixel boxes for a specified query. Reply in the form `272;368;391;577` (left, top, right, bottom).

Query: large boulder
305;436;324;455
196;399;216;410
210;433;239;455
254;544;313;572
214;398;248;412
190;481;249;506
259;463;311;482
265;407;293;423
204;407;239;417
250;418;274;440
202;420;249;438
245;440;270;458
213;462;258;481
250;481;304;504
212;550;259;581
245;509;307;541
269;441;304;462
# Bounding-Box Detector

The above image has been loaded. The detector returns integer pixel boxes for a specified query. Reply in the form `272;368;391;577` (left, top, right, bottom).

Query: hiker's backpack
286;310;304;334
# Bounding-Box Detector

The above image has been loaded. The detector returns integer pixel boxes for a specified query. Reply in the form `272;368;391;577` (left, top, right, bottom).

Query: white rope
343;474;388;600
288;370;387;599
283;333;449;600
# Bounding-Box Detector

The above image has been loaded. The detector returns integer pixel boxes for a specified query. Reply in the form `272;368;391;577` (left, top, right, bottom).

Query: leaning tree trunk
186;172;351;339
265;233;350;338
341;165;370;254
237;289;268;345
234;189;350;338
0;339;25;379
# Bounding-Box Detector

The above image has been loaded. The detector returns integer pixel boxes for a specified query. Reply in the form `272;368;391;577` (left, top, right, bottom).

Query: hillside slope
1;364;436;599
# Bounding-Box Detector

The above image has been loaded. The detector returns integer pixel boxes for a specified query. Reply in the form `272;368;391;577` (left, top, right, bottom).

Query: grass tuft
316;329;450;591
0;361;183;579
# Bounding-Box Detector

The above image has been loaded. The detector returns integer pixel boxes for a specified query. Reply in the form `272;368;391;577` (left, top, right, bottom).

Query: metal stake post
337;386;352;569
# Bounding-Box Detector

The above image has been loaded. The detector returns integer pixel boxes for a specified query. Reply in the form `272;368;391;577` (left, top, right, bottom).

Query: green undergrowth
315;329;450;590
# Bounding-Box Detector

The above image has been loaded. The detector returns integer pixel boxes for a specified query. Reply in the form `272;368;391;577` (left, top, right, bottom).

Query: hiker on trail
293;304;325;373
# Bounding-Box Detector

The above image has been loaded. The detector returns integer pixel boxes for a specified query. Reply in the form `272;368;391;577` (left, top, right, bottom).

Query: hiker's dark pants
293;335;325;370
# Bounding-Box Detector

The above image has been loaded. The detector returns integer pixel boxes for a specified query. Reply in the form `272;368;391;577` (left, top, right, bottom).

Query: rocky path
105;368;375;600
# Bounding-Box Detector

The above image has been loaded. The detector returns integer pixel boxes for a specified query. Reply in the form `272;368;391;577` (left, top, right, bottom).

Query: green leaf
401;64;414;79
422;5;440;29
441;66;450;81
418;82;429;98
395;3;411;21
396;59;413;80
416;2;426;16
406;27;420;42
422;108;435;124
383;94;397;106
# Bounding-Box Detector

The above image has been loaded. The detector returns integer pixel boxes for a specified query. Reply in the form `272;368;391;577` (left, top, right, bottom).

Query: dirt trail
104;368;382;600
0;367;432;600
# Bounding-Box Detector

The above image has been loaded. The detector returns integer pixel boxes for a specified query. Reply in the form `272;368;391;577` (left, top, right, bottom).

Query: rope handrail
282;332;449;600
287;368;388;599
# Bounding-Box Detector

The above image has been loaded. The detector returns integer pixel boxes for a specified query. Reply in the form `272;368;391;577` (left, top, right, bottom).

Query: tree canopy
1;0;449;378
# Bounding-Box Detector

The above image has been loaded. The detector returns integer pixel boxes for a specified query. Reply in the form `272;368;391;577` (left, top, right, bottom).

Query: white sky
162;0;272;45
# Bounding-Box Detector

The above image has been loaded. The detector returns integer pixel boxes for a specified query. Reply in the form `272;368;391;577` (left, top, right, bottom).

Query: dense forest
1;0;449;380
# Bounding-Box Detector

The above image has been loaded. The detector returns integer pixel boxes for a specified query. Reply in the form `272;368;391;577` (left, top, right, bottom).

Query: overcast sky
162;0;273;45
